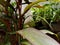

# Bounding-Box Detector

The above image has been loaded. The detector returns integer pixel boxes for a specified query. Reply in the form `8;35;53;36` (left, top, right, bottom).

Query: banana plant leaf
17;28;60;45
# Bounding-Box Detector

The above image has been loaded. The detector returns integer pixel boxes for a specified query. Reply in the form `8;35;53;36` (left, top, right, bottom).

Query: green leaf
22;0;46;15
17;28;59;45
40;30;55;34
21;41;31;45
48;0;60;2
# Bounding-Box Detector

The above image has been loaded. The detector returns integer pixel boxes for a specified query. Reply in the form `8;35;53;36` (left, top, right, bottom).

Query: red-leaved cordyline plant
0;0;22;45
0;0;32;44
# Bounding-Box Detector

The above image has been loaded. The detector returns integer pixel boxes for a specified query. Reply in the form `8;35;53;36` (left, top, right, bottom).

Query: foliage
0;0;60;45
31;2;60;23
22;0;46;16
30;2;60;30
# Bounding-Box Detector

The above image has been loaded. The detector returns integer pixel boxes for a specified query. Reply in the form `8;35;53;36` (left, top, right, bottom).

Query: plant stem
16;0;23;30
